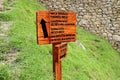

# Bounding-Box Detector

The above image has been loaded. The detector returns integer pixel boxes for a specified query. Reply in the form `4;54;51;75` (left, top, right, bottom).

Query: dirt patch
0;0;18;63
0;22;11;30
5;48;19;63
0;1;21;79
0;22;19;63
0;22;11;40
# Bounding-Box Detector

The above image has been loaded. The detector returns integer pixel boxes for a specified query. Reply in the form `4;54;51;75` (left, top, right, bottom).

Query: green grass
0;64;9;80
0;21;1;26
0;12;12;21
0;0;120;80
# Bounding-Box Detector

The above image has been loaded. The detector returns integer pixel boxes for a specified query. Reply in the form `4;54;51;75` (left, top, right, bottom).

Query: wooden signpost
36;10;76;80
53;43;67;80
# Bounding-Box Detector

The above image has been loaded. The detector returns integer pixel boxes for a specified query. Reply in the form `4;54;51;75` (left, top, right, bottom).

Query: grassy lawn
0;0;120;80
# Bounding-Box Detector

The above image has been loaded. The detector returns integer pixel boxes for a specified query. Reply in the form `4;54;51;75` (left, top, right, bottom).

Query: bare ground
0;0;19;64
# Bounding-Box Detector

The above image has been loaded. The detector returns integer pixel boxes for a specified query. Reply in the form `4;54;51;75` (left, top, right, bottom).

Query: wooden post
53;43;62;80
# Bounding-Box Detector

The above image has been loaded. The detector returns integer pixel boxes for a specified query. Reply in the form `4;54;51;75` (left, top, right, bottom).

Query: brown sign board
36;10;76;44
54;43;67;62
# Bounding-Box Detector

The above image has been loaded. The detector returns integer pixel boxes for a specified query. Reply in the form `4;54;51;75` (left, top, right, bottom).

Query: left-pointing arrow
40;19;48;38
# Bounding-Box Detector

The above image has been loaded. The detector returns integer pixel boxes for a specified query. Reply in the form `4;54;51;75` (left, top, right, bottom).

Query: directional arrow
40;19;48;38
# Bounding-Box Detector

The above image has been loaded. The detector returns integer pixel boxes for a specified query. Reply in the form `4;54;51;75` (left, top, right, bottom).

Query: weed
0;45;10;54
0;21;1;26
2;0;14;10
0;13;11;21
0;65;9;80
0;55;6;61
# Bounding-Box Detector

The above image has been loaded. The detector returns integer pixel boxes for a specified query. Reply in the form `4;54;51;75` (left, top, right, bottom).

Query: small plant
0;45;10;54
0;65;9;80
0;13;11;21
2;0;10;10
2;0;15;11
0;55;6;61
0;21;1;26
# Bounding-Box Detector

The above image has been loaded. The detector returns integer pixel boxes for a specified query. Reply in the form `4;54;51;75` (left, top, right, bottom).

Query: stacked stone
39;0;120;52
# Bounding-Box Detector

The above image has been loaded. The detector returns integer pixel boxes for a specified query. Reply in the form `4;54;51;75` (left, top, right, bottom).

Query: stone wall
39;0;120;52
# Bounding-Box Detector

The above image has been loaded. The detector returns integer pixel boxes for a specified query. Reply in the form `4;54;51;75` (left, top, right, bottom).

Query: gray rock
113;35;120;41
102;33;107;37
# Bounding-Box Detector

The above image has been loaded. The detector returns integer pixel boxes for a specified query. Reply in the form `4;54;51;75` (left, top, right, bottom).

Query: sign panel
36;10;76;44
50;11;76;43
54;43;67;62
58;43;67;61
36;11;50;44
